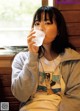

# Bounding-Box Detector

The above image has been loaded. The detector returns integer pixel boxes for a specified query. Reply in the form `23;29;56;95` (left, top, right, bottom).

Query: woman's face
34;13;58;45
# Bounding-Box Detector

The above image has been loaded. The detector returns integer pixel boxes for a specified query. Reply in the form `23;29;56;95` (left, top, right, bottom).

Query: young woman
11;6;80;111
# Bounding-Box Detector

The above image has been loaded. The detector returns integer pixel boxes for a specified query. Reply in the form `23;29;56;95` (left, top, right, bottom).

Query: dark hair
31;6;76;57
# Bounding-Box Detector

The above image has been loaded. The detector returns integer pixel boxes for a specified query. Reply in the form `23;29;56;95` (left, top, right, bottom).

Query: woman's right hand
27;29;39;53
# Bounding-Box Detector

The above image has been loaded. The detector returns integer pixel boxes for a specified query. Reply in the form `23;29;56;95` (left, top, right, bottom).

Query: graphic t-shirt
21;55;65;111
37;55;65;95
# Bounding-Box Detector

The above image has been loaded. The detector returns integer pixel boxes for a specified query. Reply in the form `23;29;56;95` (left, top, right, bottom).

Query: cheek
50;26;58;36
46;26;58;36
44;27;58;41
43;35;56;44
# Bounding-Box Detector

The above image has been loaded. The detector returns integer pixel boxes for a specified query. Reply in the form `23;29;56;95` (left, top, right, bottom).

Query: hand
27;29;39;53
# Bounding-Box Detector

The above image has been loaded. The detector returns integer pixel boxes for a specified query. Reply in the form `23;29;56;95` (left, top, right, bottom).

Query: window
0;0;41;47
48;0;53;6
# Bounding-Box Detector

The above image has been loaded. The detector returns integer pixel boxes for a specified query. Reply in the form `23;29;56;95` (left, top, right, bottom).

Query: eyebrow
44;19;50;21
35;19;50;22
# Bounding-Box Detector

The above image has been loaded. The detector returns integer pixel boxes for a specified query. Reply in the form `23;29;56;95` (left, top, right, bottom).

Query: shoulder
12;51;29;65
60;49;80;83
60;48;80;62
14;51;29;60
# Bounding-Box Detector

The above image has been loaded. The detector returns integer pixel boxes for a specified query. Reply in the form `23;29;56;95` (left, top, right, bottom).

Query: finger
28;42;39;53
30;28;34;32
27;40;35;46
27;29;35;37
27;35;36;43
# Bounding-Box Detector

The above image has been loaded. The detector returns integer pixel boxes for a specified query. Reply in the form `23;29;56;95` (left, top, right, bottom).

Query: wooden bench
0;55;20;111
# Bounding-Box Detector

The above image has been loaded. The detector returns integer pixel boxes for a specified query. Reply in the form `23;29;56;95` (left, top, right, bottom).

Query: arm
59;61;80;111
11;51;39;102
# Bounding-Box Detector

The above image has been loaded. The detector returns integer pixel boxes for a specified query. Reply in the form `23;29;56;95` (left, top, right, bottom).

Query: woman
11;6;80;111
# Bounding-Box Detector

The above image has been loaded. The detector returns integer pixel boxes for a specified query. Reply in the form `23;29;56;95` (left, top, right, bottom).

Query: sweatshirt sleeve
59;60;80;111
11;51;39;102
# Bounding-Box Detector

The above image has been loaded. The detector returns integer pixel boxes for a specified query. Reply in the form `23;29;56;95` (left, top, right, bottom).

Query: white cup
32;30;45;46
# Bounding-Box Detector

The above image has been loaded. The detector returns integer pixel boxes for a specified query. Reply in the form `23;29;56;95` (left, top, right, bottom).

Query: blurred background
0;0;41;47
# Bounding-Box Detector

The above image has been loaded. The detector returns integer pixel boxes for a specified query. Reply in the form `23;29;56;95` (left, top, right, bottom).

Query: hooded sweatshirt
11;48;80;111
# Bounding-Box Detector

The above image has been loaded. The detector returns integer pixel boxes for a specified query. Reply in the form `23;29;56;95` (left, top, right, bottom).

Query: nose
38;22;45;31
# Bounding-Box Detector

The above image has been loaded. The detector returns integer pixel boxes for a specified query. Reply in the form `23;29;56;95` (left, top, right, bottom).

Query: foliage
0;0;41;21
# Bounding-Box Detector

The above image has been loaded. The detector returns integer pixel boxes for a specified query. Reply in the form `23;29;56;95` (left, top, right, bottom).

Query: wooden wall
54;1;80;52
0;56;20;111
42;0;48;6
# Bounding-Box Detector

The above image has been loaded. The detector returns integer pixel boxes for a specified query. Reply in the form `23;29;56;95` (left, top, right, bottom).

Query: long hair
31;6;76;57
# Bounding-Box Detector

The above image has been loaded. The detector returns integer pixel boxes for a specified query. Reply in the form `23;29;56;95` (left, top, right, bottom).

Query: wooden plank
76;48;80;53
0;101;20;111
0;74;11;87
0;60;12;68
0;68;11;74
76;49;80;52
42;0;48;6
61;11;80;23
54;2;80;10
54;0;80;10
0;55;14;60
69;36;80;48
0;87;13;97
0;55;14;67
0;97;20;103
67;23;80;35
9;102;20;111
0;54;20;111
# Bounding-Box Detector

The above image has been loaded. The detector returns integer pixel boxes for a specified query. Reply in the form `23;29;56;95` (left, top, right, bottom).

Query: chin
43;42;51;45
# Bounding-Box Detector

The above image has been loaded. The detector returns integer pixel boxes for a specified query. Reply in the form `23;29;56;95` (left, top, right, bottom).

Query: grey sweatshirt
11;48;80;111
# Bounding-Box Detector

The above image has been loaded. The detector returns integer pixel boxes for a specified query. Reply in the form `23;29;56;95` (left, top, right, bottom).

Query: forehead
35;10;56;23
35;12;50;21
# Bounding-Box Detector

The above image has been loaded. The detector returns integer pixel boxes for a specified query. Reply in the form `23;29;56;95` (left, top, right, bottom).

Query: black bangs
34;7;47;22
35;9;42;22
32;6;56;27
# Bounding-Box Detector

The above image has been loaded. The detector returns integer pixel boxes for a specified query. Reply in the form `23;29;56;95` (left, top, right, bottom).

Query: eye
34;21;40;26
44;21;52;25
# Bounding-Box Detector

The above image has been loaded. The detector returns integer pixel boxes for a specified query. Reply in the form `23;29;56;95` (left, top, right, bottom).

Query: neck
43;44;58;61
